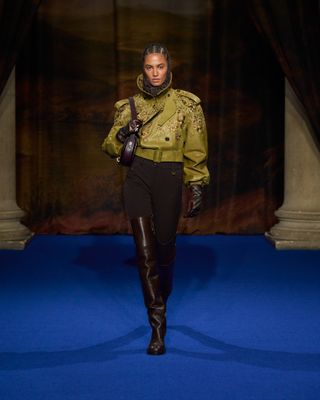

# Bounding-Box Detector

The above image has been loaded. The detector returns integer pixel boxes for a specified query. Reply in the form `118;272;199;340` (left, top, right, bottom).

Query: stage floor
1;235;320;399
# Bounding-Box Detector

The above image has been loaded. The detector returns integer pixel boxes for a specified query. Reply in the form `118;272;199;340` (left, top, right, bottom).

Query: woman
102;43;210;355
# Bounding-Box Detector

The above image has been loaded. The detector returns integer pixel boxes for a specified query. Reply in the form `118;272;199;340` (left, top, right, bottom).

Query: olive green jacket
102;74;210;186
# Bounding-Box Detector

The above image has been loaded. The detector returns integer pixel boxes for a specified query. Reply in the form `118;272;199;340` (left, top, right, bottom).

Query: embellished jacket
102;74;210;186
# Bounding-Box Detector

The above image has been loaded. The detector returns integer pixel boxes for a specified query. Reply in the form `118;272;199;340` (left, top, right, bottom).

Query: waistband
135;147;184;163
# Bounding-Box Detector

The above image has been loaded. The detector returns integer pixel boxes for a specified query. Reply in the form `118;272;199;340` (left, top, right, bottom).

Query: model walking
102;43;210;355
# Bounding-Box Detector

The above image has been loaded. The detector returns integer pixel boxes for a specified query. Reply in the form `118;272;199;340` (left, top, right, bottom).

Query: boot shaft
130;216;166;327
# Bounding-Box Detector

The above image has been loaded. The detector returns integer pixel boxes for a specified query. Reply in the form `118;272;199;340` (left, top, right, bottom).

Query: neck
142;72;171;97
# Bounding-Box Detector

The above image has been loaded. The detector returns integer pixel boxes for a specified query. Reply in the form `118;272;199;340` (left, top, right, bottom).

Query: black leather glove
116;119;142;143
184;184;203;218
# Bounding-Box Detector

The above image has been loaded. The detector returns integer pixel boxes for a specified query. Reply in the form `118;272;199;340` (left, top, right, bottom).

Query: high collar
136;73;172;98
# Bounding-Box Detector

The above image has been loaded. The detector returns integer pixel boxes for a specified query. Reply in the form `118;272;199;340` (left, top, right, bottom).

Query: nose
152;68;158;77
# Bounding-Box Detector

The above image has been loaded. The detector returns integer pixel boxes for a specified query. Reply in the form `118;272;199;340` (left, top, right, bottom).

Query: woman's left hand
184;185;202;218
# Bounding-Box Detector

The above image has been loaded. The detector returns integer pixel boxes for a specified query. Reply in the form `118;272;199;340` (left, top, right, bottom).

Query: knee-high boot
131;216;166;355
157;240;176;305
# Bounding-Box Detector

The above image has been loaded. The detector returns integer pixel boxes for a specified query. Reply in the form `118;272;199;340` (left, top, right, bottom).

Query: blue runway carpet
0;235;320;399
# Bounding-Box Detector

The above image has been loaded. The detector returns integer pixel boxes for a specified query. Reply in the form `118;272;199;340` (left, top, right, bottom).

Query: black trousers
123;156;183;244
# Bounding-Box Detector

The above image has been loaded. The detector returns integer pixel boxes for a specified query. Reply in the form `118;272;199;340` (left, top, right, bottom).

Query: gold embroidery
178;95;204;136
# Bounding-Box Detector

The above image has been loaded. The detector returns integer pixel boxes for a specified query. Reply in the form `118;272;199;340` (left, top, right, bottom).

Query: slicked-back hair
142;43;172;70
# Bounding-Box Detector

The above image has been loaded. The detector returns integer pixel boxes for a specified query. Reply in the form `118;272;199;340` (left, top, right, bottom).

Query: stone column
0;68;33;249
266;78;320;249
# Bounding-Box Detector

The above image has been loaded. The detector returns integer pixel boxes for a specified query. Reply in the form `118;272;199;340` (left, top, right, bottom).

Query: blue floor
0;235;320;399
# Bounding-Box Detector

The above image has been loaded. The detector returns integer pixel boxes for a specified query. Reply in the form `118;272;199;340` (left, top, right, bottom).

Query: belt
135;147;184;162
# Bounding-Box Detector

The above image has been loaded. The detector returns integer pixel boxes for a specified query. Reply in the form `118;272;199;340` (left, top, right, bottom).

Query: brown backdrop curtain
16;0;284;234
0;0;41;94
249;0;320;143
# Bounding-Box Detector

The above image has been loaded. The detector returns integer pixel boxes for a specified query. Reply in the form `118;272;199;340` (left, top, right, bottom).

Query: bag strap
128;97;137;120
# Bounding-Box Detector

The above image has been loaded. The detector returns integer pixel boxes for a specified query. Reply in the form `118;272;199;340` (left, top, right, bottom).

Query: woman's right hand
128;119;143;133
116;119;143;143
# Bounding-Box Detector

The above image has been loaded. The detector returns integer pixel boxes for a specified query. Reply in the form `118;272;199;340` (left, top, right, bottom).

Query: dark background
15;0;284;234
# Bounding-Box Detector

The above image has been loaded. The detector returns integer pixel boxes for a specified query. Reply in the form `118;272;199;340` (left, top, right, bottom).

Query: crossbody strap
128;97;137;120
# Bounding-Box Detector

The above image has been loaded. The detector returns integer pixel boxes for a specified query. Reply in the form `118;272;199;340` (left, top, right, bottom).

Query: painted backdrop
16;0;284;234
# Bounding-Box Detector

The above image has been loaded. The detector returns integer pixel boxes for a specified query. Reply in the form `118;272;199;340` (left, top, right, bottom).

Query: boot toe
147;340;166;355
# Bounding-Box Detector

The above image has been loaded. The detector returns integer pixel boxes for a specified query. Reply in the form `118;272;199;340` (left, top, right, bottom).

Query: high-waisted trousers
123;156;183;244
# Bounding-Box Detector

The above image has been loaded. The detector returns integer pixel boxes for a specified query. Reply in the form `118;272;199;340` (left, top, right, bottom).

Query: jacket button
165;137;170;141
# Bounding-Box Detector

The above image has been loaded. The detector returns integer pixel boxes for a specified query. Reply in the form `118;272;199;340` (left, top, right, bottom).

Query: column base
0;209;33;250
266;209;320;249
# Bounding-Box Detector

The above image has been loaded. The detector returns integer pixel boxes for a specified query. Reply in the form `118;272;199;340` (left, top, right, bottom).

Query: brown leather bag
118;97;140;167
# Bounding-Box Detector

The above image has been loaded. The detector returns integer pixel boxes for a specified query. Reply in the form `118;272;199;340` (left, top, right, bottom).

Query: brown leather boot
131;216;166;355
157;240;176;305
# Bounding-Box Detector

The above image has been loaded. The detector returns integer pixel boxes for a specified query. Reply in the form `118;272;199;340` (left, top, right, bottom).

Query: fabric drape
248;0;320;143
0;0;41;94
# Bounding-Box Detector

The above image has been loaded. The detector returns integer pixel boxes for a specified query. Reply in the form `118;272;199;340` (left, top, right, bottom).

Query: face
143;53;168;86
